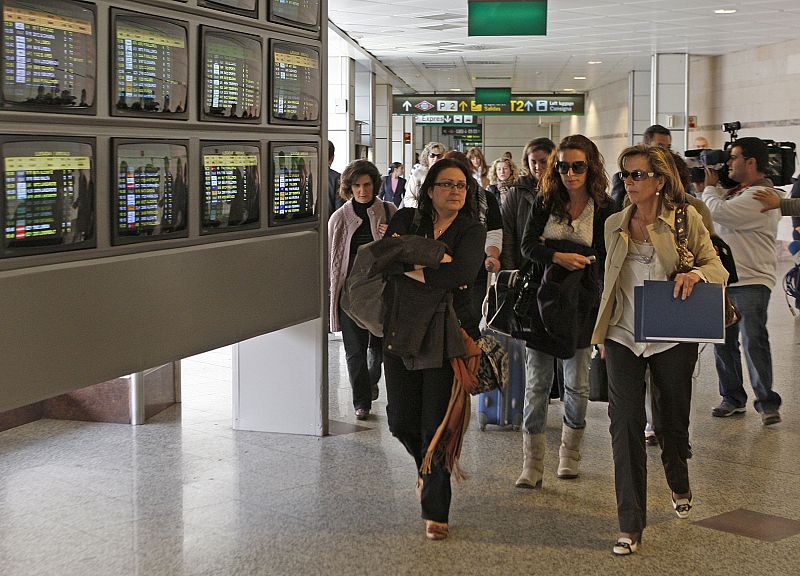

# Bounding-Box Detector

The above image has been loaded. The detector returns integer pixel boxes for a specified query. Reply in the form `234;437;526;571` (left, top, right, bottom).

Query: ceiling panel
330;0;800;93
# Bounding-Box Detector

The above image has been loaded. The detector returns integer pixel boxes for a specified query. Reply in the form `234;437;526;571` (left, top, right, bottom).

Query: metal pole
130;371;145;425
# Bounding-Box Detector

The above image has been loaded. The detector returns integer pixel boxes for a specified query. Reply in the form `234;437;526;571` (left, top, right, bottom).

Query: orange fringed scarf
420;329;482;482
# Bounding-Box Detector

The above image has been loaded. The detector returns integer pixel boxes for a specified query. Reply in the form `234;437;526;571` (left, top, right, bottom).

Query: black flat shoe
355;408;369;421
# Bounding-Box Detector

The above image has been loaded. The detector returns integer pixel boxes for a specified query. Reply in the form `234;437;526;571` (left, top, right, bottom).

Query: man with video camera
702;137;784;426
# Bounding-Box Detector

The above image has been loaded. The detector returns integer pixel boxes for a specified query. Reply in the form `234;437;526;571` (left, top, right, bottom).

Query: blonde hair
488;157;519;185
420;142;446;169
617;144;686;210
466;147;488;175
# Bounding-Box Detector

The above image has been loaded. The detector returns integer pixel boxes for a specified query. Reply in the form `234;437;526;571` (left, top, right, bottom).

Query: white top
702;183;783;288
607;238;678;357
542;198;594;246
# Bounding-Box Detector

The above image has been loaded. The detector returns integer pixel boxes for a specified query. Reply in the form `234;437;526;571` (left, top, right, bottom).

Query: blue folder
635;280;726;343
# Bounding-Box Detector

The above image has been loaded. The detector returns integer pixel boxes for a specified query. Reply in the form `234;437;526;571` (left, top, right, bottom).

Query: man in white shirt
702;137;784;426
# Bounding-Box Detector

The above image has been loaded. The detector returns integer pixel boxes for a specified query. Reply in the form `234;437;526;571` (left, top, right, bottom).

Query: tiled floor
2;285;800;575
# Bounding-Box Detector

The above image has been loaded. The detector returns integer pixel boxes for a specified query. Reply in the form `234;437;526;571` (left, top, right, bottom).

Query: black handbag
588;346;608;402
484;270;520;336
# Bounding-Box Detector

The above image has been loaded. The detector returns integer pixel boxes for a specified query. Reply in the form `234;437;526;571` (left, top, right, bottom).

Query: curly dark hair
417;159;477;221
339;159;381;201
538;134;610;222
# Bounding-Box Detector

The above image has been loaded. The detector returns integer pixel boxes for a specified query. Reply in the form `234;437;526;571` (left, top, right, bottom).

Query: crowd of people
326;127;788;551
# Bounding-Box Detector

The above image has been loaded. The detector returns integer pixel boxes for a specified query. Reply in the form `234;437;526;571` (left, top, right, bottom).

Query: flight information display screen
112;11;188;117
2;137;94;256
270;41;320;124
113;141;188;243
1;0;96;111
198;0;257;18
270;0;320;30
270;143;317;225
201;28;261;122
201;143;260;233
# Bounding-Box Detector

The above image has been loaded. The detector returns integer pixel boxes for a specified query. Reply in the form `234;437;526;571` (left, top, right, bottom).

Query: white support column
327;56;355;170
374;84;392;173
232;319;325;436
629;70;651;145
651;54;689;153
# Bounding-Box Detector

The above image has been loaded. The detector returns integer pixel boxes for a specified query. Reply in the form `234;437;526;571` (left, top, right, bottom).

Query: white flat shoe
672;493;693;519
612;537;640;556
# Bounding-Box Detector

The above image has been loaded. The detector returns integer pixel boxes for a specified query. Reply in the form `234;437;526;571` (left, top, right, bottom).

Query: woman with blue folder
592;145;727;556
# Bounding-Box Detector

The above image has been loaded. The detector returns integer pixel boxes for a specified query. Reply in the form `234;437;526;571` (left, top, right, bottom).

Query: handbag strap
673;203;693;274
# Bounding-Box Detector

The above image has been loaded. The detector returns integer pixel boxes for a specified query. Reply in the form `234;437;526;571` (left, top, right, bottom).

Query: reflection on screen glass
202;144;260;232
203;29;261;121
271;144;317;224
271;42;319;123
114;142;188;242
2;139;94;255
271;0;320;28
1;0;96;110
113;12;188;116
198;0;257;17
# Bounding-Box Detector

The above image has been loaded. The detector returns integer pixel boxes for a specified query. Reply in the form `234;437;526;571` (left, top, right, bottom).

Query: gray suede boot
515;433;545;489
557;425;585;479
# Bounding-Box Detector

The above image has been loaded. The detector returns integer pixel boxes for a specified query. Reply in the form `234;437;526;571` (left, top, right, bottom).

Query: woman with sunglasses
403;141;446;208
516;134;616;489
593;145;727;555
383;159;486;541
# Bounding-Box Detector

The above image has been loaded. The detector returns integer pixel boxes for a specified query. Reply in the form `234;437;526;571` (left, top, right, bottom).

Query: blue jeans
713;285;781;413
523;346;591;434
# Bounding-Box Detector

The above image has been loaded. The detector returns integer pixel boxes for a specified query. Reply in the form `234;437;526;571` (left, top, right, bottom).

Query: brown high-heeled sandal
425;520;449;540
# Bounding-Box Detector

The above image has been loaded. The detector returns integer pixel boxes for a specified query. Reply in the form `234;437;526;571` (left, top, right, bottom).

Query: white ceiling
329;0;800;94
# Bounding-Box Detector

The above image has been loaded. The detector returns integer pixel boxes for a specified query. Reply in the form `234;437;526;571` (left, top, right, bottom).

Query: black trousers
338;306;382;411
383;350;453;523
604;340;697;534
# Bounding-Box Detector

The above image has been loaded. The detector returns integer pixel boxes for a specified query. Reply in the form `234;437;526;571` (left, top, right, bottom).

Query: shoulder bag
674;203;740;327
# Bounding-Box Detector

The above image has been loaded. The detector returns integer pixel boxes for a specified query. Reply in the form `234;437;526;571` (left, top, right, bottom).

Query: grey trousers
604;340;697;534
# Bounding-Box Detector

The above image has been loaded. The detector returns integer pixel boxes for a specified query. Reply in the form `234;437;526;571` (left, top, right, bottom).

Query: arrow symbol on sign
459;101;468;111
444;116;451;123
525;101;534;111
402;101;412;112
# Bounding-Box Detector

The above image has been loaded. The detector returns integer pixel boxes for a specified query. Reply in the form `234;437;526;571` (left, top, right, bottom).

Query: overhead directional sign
394;94;584;116
415;114;477;125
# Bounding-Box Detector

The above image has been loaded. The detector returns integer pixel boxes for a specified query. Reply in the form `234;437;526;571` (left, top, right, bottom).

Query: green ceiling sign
468;0;548;37
475;87;511;105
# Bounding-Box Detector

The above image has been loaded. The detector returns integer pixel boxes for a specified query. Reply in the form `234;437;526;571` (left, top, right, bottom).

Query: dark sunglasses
618;170;657;181
556;161;588;175
429;152;443;159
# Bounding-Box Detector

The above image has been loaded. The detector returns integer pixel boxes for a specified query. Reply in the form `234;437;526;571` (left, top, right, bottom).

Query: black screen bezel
268;0;321;32
199;26;263;124
268;141;319;227
268;39;320;126
198;0;258;19
0;0;97;115
111;138;190;246
0;134;96;258
110;8;190;120
200;140;262;235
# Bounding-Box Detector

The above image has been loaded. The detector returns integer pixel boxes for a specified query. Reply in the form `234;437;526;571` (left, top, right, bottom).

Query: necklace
629;238;654;264
633;215;652;243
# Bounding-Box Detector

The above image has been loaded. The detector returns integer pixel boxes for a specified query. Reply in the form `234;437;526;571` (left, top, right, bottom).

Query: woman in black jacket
382;159;485;541
379;162;406;207
515;134;617;489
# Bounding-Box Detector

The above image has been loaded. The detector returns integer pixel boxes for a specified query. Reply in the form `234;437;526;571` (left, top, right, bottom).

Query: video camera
685;121;796;187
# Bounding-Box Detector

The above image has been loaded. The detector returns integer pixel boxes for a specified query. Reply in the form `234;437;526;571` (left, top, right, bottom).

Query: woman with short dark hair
329;160;397;420
379;162;406;207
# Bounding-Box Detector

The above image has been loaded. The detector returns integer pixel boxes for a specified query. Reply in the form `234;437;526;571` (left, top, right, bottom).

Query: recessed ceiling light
449;88;461;91
563;88;576;92
574;76;587;80
587;61;603;64
714;9;737;14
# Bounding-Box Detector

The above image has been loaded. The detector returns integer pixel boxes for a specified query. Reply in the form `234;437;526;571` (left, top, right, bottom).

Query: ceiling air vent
422;62;458;70
473;76;512;80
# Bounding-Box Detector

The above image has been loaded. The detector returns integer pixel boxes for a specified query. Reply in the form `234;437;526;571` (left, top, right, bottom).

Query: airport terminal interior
2;0;800;574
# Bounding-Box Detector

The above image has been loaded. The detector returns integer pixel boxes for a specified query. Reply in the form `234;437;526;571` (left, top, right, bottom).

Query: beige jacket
592;203;728;344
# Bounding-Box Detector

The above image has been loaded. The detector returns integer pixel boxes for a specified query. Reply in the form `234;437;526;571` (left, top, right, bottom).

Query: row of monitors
195;0;319;26
0;0;320;124
1;136;319;258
